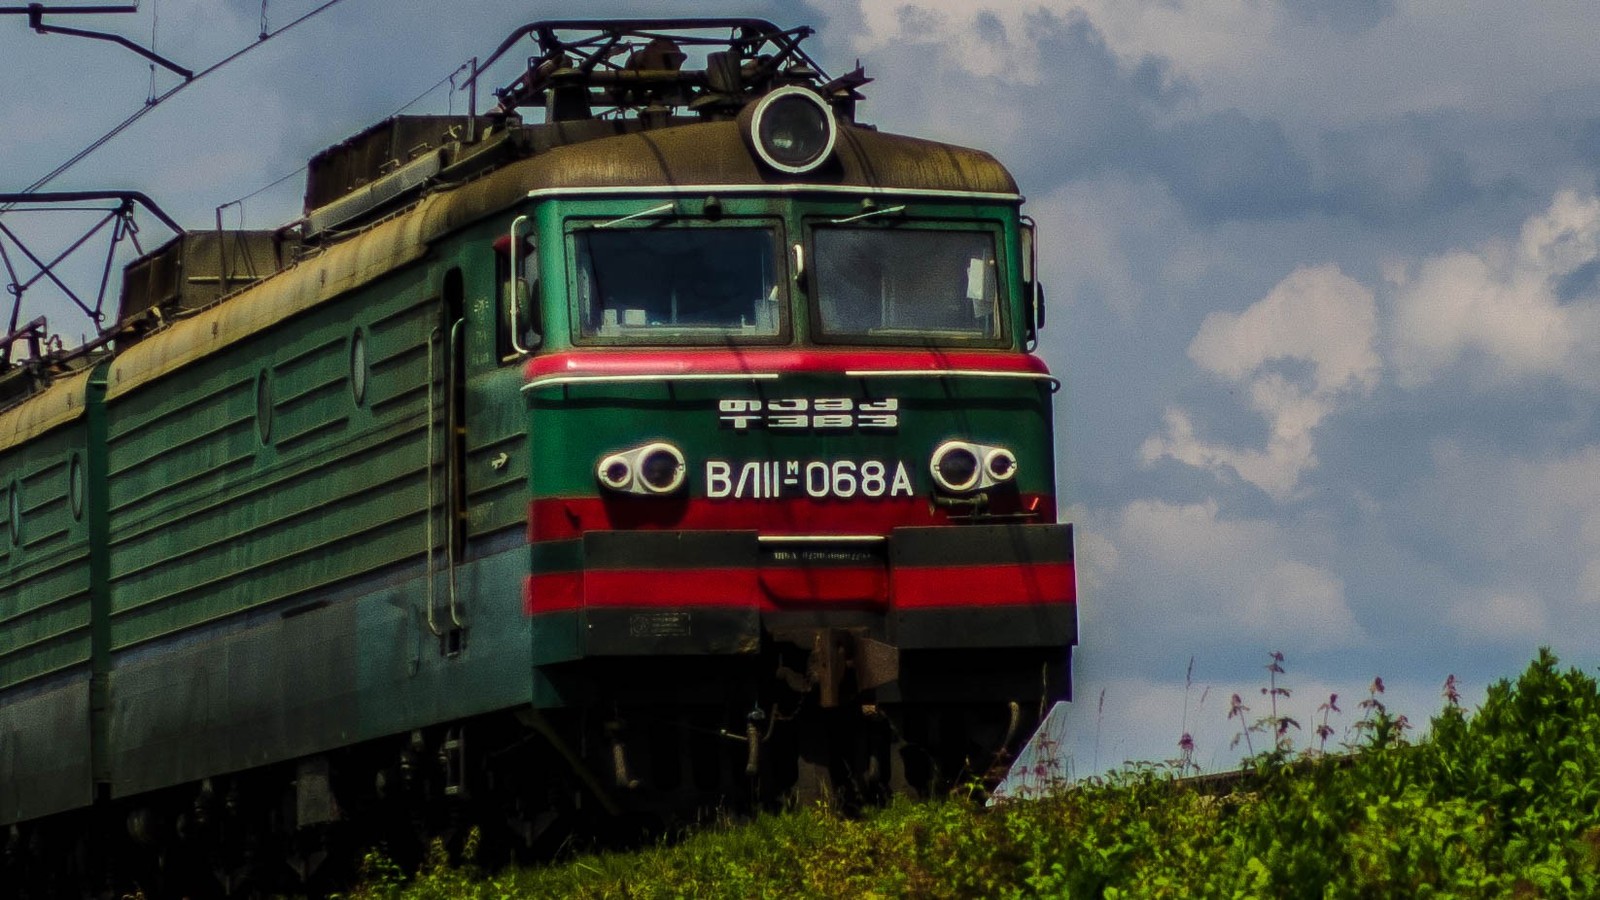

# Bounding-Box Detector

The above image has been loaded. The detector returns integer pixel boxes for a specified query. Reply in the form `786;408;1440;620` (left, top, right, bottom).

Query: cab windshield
574;226;783;342
813;227;1003;344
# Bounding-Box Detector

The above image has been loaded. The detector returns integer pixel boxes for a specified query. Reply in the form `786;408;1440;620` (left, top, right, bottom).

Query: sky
6;0;1600;776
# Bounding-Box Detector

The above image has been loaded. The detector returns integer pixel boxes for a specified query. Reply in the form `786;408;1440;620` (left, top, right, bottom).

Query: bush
345;650;1600;898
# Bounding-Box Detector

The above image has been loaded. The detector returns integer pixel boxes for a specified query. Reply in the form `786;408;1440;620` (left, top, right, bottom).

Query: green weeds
343;649;1600;898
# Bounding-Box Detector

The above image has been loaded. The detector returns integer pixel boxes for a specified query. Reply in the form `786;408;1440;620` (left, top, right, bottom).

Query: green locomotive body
0;20;1075;893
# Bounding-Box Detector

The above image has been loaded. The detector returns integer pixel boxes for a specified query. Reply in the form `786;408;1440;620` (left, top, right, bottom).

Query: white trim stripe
844;369;1061;390
526;183;1023;203
522;372;781;391
523;368;1058;391
756;534;887;544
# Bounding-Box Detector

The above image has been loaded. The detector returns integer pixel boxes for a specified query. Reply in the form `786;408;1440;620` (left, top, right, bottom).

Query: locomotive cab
489;37;1078;797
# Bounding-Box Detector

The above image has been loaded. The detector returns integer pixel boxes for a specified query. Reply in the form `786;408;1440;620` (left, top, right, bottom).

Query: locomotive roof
299;19;1013;232
102;125;1016;405
509;119;1019;197
0;116;1022;439
0;367;93;450
0;18;1022;442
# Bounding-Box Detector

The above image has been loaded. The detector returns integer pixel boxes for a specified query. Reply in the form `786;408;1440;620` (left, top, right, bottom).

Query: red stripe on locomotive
527;494;1056;542
523;347;1053;382
524;562;1075;614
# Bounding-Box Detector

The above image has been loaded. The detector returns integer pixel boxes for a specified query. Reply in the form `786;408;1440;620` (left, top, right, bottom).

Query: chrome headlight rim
597;453;633;491
930;440;983;493
635;441;687;494
984;447;1018;483
746;85;838;175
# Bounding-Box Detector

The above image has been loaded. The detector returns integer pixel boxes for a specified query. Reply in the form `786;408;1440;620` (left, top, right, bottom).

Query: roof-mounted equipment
471;18;870;124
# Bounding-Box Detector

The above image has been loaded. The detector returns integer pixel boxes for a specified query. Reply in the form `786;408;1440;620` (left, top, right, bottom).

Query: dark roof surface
514;120;1019;196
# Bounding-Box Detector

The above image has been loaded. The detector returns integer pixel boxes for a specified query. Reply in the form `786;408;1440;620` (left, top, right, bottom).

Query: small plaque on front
629;611;692;638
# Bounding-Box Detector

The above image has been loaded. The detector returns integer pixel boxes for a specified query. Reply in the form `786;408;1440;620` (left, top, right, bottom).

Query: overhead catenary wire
0;0;357;218
213;60;471;228
388;62;472;121
215;165;305;220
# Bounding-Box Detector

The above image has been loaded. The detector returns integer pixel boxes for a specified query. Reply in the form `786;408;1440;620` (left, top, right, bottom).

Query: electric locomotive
0;19;1074;893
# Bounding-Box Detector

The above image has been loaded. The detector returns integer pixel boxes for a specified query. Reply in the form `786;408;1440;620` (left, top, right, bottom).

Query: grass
341;649;1600;898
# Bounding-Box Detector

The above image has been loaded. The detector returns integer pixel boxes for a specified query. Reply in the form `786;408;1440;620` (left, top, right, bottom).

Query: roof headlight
743;86;838;175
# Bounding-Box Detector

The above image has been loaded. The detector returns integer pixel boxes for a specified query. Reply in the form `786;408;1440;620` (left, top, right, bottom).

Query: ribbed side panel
104;285;437;652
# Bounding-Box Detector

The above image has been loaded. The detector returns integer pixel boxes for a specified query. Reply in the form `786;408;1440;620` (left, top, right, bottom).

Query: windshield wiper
827;204;907;225
593;202;678;229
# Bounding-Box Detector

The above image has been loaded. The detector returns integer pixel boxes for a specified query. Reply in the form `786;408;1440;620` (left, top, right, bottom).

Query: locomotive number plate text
718;397;899;431
706;459;914;500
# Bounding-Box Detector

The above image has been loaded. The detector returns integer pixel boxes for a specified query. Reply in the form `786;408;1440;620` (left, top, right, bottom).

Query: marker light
930;441;1019;493
985;448;1018;483
598;454;633;491
742;86;838;175
596;442;687;495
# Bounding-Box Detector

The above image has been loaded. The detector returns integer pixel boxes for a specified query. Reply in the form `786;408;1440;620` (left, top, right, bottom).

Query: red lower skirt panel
523;561;1076;615
893;562;1077;608
527;494;1056;543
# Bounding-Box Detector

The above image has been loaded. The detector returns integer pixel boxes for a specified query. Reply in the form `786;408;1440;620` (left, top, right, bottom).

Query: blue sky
6;0;1600;773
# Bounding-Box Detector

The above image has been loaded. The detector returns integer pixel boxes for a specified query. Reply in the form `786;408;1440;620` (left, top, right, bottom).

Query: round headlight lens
762;97;828;166
638;444;687;494
748;86;837;174
931;442;981;493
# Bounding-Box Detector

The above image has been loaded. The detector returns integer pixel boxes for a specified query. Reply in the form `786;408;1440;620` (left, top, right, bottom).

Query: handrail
423;326;443;637
446;317;465;629
507;215;533;355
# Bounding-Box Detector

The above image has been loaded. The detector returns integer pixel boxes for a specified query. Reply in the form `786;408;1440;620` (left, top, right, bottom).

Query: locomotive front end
514;104;1075;798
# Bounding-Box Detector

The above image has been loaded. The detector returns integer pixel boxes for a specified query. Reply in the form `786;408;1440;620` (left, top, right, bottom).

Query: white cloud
1026;179;1181;320
1092;499;1363;647
838;1;1600;141
1189;265;1382;391
1064;503;1119;599
1451;590;1549;643
1389;440;1600;648
1143;264;1378;498
844;1;1277;89
1389;190;1600;388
